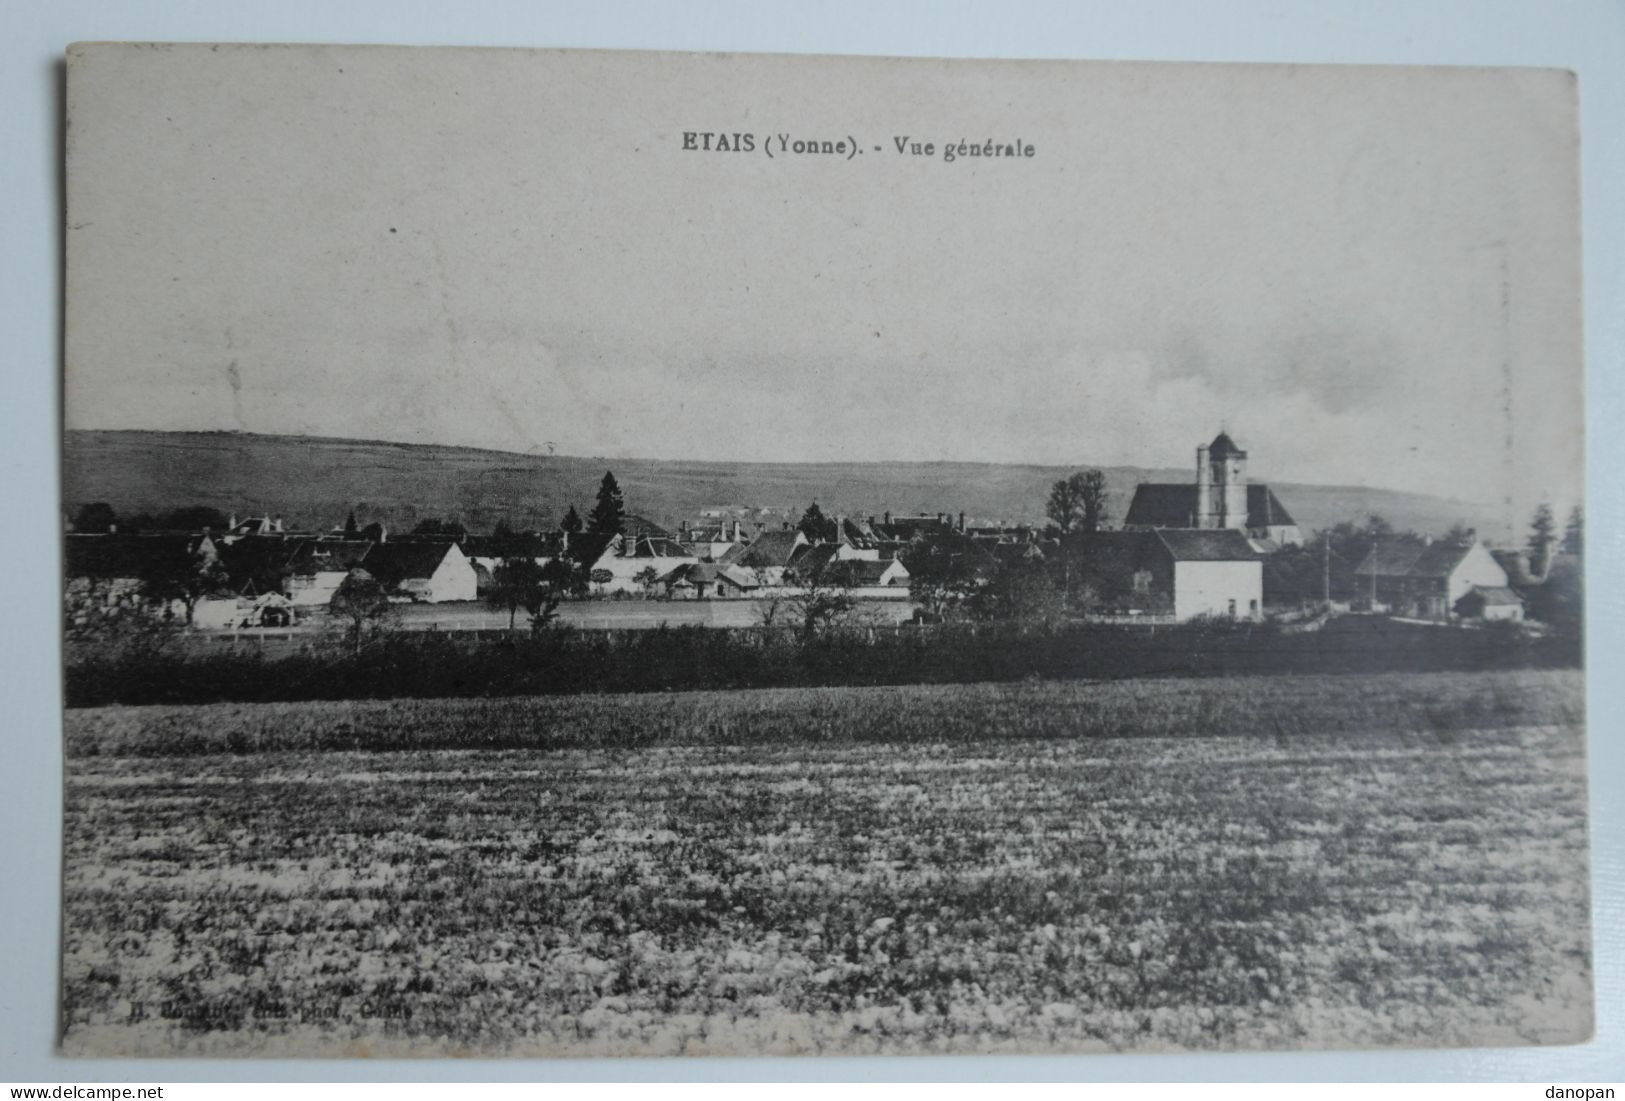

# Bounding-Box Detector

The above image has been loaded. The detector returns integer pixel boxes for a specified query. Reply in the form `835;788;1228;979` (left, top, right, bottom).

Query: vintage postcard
60;44;1588;1057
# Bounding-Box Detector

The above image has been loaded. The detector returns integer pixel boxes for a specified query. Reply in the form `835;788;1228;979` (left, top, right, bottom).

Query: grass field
60;671;1591;1057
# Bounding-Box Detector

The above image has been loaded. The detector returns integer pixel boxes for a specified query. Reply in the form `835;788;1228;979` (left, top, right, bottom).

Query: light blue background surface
3;0;1620;1083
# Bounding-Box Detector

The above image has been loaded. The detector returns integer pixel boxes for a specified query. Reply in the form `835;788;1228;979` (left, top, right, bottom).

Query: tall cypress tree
1563;506;1583;556
561;504;584;533
1527;502;1557;578
344;510;359;538
587;472;627;534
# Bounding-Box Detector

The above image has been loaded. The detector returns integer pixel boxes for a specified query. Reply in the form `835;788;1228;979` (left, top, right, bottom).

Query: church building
1122;431;1302;549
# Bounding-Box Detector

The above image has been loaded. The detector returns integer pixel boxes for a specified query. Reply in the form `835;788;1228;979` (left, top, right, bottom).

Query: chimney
272;514;284;533
958;511;966;532
883;510;891;525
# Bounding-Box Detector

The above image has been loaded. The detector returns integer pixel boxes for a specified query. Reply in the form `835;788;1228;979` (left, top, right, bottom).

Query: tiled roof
287;539;373;574
620;514;673;540
1246;485;1297;528
821;559;905;586
1123;484;1199;528
364;541;457;582
562;532;618;566
733;529;805;568
785;543;842;581
461;533;562;558
1153;529;1261;561
1355;538;1481;580
624;535;691;559
1408;540;1474;579
666;562;761;588
1353;539;1427;577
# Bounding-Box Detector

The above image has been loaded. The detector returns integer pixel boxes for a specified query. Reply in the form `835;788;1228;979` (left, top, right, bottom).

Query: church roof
1122;484;1198;528
1208;431;1247;459
1122;484;1297;530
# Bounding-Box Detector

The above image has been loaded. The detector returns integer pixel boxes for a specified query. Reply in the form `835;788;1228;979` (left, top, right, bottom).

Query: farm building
193;591;295;630
819;557;911;591
664;562;762;599
719;528;808;585
284;540;373;606
364;540;478;603
1124;431;1302;548
1455;585;1525;622
1353;536;1509;619
1064;529;1263;621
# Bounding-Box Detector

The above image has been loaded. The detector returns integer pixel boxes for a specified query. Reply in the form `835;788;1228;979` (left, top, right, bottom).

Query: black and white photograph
56;43;1589;1059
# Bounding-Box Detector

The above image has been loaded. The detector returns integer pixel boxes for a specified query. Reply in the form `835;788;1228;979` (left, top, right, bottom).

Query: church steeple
1197;430;1248;529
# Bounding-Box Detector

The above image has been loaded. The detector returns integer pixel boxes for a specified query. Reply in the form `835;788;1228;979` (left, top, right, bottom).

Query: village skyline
64;47;1583;522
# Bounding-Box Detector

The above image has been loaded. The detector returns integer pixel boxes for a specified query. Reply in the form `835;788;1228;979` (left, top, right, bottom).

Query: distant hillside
62;430;1506;540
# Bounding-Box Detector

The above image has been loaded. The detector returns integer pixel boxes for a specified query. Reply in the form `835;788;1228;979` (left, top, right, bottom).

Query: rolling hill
62;430;1507;541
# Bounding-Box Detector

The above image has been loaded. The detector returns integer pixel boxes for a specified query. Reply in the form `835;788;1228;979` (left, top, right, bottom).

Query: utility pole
1323;534;1330;606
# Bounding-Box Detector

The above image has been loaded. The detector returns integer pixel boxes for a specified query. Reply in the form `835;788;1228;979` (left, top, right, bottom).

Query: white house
1068;529;1262;621
1156;530;1264;621
366;541;479;603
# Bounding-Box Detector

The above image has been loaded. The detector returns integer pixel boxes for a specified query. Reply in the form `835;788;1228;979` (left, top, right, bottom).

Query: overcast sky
65;45;1583;518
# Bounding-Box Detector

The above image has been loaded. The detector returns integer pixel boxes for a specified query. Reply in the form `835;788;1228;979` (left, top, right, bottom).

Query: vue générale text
681;132;1037;163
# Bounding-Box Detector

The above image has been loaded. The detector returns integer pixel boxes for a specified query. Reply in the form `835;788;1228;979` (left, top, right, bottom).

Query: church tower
1197;431;1248;530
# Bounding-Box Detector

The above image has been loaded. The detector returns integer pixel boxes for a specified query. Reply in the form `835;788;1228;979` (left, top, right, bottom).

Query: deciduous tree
1045;470;1110;534
328;571;396;655
485;556;548;631
138;545;230;626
